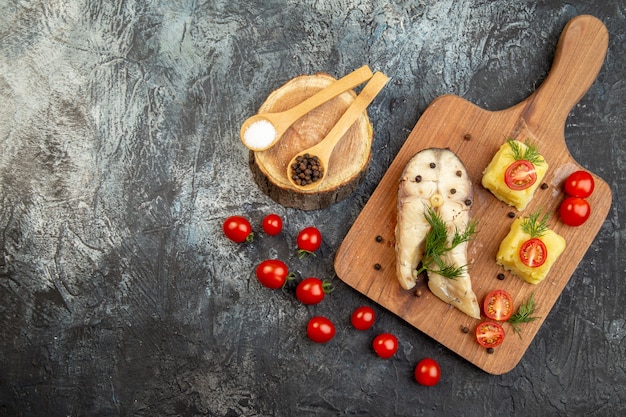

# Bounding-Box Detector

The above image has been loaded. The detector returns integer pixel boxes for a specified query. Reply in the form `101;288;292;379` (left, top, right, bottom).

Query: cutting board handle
523;15;608;127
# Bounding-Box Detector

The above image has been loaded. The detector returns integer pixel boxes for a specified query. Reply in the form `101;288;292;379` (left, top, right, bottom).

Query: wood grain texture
250;73;373;210
335;15;611;374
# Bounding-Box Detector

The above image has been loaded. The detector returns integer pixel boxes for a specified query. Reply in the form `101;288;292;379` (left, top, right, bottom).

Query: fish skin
394;148;480;319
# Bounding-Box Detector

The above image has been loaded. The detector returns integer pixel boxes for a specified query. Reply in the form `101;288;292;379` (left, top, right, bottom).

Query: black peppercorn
429;162;436;169
375;235;383;243
487;347;494;354
374;263;381;270
540;183;548;190
507;212;515;218
415;175;422;183
497;273;505;281
450;188;457;194
464;199;472;206
291;153;323;185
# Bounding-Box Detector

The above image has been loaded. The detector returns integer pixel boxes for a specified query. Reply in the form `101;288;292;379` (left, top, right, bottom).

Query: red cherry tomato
256;259;289;289
475;321;505;348
559;197;591;226
519;238;548;268
307;316;336;343
351;306;376;330
296;277;333;305
414;358;441;386
504;160;537;190
296;226;322;256
564;170;595;198
483;290;514;321
372;333;398;358
223;216;253;243
262;213;283;235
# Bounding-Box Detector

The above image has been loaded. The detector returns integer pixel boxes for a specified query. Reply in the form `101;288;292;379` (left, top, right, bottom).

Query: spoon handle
317;72;389;160
279;65;374;130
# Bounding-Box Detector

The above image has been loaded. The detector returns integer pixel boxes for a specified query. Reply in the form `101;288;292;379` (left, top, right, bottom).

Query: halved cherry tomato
564;170;595;198
262;213;283;235
307;316;336;343
223;216;253;243
296;277;333;305
256;259;289;289
414;358;441;386
483;290;514;321
351;306;376;330
519;238;548;268
559;197;591;226
372;333;398;358
504;160;537;190
475;321;505;348
296;226;322;256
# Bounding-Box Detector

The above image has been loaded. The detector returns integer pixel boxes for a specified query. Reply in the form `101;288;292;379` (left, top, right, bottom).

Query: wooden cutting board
334;15;611;375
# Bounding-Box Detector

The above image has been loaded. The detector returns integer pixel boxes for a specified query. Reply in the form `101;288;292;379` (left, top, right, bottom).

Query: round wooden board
249;73;373;211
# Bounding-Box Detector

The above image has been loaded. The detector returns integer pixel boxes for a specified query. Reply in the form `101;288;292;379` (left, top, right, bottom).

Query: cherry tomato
483;290;514;321
223;216;253;243
372;333;398;358
262;213;283;235
351;306;376;330
559;197;591;226
475;321;505;349
519;238;548;268
256;259;289;289
296;277;333;305
307;316;336;343
414;358;441;386
564;170;595;198
504;160;537;190
296;226;322;256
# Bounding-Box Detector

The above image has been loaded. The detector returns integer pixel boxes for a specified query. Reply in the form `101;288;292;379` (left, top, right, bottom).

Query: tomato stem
322;280;334;294
297;249;316;259
281;272;297;290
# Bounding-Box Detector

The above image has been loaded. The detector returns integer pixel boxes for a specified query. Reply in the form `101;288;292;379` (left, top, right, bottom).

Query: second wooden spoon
287;71;389;191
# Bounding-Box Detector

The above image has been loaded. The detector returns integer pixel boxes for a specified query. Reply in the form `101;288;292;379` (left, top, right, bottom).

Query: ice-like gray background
1;1;624;416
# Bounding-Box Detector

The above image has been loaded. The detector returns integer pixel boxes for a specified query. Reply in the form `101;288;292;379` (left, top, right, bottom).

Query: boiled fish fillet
395;148;481;319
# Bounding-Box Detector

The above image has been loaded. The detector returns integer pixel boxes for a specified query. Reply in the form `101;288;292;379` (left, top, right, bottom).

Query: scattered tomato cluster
559;170;595;226
222;213;441;387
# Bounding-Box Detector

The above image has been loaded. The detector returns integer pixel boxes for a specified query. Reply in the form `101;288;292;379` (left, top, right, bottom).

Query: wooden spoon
286;71;389;191
240;65;374;151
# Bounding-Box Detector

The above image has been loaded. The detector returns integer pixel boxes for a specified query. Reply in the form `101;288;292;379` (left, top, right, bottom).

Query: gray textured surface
1;1;624;416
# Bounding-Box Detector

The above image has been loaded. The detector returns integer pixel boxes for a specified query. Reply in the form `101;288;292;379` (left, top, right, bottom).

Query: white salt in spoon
286;71;389;191
240;65;373;151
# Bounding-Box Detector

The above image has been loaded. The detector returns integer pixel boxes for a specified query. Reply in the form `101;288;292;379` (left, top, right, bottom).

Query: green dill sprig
520;210;550;238
452;220;477;248
507;139;544;166
508;292;540;336
415;206;478;279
